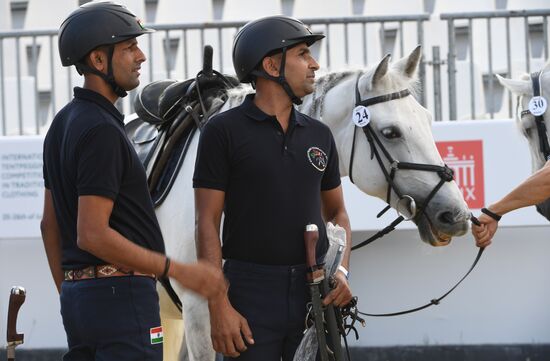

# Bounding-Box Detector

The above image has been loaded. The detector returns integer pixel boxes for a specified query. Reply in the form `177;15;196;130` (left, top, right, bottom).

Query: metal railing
1;10;549;134
441;9;550;120
0;14;430;135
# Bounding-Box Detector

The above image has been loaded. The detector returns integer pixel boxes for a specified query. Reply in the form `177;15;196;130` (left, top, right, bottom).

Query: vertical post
325;24;331;69
32;37;39;134
468;19;475;119
524;16;530;73
183;29;188;79
362;22;368;66
0;38;5;136
447;19;457;120
399;21;404;57
16;37;23;134
544;16;549;62
380;21;386;56
487;18;494;119
49;35;56;116
344;22;349;64
432;46;442;121
417;20;426;107
217;27;223;73
163;30;171;79
148;32;153;83
506;17;512;117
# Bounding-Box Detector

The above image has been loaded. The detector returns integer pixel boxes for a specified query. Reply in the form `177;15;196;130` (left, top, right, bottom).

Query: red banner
436;140;484;209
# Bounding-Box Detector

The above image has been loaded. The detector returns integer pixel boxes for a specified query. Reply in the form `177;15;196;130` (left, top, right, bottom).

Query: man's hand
471;213;499;248
171;260;228;301
323;271;352;307
209;297;254;357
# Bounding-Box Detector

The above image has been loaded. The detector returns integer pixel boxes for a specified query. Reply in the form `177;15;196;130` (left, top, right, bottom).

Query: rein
345;74;484;317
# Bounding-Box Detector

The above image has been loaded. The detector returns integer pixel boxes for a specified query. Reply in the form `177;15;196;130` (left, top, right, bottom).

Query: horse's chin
415;215;453;247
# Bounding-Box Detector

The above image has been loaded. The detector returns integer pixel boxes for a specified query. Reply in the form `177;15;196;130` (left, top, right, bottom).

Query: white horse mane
209;64;421;119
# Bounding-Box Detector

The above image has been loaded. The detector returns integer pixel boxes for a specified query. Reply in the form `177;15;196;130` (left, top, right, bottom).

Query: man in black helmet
193;16;353;360
41;2;226;360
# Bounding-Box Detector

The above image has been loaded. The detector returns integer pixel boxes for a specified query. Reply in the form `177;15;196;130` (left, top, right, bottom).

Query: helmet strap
251;47;303;105
105;45;128;98
75;45;128;98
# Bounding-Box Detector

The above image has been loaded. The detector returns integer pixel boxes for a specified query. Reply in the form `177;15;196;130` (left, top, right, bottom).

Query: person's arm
473;160;550;247
77;194;226;301
194;188;254;358
320;185;353;307
40;189;64;294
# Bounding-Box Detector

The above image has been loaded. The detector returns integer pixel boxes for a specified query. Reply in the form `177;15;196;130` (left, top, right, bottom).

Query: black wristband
161;257;171;279
481;208;502;221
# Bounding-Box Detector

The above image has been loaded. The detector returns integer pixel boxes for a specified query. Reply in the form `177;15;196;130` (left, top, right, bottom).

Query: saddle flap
132;122;158;144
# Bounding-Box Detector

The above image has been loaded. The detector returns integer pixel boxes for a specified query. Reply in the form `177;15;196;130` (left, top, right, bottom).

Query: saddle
125;46;238;207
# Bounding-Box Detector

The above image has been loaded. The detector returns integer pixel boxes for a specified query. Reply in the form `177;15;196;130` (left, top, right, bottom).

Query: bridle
348;74;455;250
344;73;484;318
520;70;550;162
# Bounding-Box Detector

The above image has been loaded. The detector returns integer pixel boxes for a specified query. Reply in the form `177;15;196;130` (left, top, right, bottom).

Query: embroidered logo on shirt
150;326;163;345
307;147;328;172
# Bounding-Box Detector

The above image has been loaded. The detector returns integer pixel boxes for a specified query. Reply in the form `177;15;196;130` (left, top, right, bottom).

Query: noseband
349;74;454;250
520;70;550;161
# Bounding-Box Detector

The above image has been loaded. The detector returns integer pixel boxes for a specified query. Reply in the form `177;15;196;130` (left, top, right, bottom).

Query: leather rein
346;74;484;317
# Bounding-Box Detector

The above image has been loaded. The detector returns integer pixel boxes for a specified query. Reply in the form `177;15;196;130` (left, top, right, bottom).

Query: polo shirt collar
73;87;124;125
242;93;306;127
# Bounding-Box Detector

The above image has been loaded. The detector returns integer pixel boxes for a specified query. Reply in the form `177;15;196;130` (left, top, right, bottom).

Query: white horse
497;66;550;173
497;64;550;220
152;46;471;361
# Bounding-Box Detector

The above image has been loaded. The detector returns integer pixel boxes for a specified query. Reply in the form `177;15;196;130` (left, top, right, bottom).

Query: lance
6;286;26;361
304;224;344;361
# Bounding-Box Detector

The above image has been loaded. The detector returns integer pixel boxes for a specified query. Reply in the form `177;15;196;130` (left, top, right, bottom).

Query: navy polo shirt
193;94;341;265
43;87;165;270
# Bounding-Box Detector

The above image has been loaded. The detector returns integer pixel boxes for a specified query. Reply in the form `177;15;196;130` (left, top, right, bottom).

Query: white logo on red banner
436;140;484;209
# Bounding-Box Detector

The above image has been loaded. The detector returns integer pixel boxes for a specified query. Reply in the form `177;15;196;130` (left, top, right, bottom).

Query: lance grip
7;286;26;344
304;224;319;268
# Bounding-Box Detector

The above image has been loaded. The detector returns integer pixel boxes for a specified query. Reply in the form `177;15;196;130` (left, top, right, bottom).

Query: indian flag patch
150;326;163;345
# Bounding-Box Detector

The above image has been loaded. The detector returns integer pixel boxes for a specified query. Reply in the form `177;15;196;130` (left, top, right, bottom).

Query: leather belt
64;264;155;281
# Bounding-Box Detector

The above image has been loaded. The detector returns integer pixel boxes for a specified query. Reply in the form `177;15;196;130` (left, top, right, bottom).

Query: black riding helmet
232;16;324;104
58;1;154;97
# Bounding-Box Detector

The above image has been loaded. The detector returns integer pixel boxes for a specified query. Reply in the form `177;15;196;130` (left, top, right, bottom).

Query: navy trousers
223;259;309;361
60;276;163;361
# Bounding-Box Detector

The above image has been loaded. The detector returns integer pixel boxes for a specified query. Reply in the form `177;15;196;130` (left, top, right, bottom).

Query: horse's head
307;46;470;246
497;68;550;173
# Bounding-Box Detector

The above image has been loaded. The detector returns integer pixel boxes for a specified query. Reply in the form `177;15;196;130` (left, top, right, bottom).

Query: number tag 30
352;105;371;127
529;96;548;116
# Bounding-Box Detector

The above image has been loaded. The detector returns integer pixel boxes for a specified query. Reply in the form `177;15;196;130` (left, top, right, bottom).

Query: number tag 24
352;105;371;127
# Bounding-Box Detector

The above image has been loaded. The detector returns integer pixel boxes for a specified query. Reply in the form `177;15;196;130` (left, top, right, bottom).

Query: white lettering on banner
443;146;475;200
436;140;484;209
0;137;44;239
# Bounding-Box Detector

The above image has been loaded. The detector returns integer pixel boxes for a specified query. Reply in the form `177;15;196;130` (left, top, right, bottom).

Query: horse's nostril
438;211;455;224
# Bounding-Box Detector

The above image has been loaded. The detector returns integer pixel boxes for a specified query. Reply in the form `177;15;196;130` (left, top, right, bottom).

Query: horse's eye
380;126;402;139
524;127;532;137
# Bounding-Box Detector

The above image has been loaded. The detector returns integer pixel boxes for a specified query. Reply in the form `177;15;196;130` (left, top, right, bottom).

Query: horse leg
181;290;216;361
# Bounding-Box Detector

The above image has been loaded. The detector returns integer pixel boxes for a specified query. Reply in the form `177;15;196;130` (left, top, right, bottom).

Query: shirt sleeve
193;119;230;191
76;124;130;200
321;132;341;191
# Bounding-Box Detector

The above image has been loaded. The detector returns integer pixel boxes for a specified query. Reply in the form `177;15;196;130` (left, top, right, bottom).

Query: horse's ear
372;54;391;86
393;45;422;78
496;74;532;96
